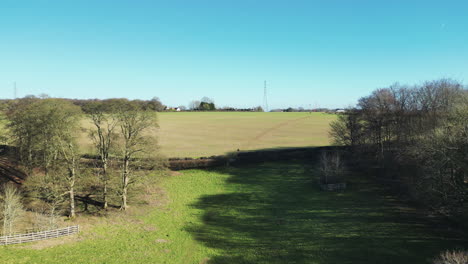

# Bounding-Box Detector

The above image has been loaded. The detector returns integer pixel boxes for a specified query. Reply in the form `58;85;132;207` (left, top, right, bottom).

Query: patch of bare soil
169;170;182;176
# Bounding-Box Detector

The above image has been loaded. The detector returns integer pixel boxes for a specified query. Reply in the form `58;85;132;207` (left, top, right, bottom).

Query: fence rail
0;225;79;245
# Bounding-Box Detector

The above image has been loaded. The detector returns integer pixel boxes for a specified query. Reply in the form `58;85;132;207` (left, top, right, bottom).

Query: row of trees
330;79;467;215
3;97;158;223
0;96;166;115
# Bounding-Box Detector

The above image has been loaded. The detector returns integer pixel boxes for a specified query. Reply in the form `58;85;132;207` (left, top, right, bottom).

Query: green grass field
1;161;464;264
78;112;336;158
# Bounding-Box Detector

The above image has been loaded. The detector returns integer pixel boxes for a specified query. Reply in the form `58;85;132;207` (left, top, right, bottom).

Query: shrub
0;183;23;235
318;151;345;184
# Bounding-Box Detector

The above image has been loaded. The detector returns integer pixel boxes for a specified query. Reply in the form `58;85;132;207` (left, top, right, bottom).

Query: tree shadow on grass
186;161;467;264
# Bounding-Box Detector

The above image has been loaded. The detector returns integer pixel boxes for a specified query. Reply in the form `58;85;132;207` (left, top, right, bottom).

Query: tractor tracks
243;115;313;149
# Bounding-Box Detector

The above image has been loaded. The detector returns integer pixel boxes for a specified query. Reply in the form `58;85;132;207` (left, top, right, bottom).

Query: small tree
254;106;264;112
24;171;66;223
1;183;23;235
0;110;10;145
319;151;345;184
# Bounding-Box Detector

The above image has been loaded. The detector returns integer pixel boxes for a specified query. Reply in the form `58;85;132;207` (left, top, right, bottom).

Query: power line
263;80;269;112
13;82;17;99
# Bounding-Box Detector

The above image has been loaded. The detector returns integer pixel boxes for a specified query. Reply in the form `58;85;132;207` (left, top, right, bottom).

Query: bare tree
201;97;214;104
189;100;201;110
117;102;158;210
329;109;362;146
319;151;344;184
57;142;79;218
329;79;467;215
1;183;23;235
88;103;119;210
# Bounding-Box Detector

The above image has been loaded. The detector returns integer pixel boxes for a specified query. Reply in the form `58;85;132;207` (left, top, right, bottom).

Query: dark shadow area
186;160;467;264
0;156;26;185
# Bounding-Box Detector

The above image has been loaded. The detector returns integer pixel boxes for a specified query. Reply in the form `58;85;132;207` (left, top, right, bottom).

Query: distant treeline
0;96;337;113
0;96;166;113
198;106;264;112
270;107;336;112
0;96;267;113
330;79;467;217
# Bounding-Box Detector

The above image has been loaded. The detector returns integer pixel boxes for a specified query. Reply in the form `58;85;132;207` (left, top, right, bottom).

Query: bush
1;183;23;235
318;151;345;184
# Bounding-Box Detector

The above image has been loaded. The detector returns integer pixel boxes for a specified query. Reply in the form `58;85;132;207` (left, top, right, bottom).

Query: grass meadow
78;112;336;158
0;161;465;264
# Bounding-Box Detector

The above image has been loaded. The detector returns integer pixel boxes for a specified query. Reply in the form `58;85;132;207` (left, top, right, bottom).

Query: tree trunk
103;161;108;210
121;156;129;210
69;157;76;218
69;181;75;218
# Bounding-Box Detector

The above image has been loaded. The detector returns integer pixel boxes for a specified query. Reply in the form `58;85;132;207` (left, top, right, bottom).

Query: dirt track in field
243;115;313;149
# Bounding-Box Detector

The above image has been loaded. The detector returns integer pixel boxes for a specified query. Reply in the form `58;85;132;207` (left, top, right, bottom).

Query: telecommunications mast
263;80;269;112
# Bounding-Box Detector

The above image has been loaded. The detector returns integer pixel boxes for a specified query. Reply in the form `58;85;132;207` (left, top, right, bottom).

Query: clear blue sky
1;0;467;109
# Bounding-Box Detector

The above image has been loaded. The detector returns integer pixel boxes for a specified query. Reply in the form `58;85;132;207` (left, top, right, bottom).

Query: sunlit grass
0;161;465;263
78;112;336;158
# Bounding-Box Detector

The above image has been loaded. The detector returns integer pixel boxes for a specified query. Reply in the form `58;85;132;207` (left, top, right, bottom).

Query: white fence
0;225;79;245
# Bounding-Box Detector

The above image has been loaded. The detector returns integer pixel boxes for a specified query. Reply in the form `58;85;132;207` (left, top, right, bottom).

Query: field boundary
168;146;347;170
0;226;79;245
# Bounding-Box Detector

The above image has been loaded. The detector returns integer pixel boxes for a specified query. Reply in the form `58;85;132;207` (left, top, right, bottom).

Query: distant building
335;109;346;113
164;107;182;112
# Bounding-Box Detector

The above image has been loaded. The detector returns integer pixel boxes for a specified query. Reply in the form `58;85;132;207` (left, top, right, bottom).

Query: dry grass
78;112;336;158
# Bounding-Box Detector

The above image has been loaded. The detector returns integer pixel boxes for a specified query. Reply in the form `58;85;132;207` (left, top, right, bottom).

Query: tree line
330;79;467;216
0;97;159;234
0;96;166;114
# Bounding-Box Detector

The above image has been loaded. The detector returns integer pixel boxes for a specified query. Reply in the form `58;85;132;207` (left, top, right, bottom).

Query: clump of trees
0;96;160;233
330;79;467;216
6;98;82;218
189;97;216;111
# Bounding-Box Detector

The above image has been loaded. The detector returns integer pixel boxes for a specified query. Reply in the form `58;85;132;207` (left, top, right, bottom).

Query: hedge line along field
0;161;464;264
78;112;337;158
